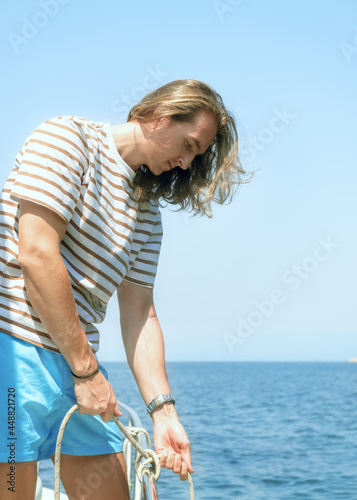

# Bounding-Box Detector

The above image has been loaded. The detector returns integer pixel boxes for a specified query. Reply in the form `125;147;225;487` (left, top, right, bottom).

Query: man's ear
149;115;171;130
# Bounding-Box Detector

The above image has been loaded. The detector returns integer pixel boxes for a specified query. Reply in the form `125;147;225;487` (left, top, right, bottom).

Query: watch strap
146;394;175;416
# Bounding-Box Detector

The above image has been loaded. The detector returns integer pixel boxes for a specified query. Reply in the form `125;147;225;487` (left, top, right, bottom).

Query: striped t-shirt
0;115;163;353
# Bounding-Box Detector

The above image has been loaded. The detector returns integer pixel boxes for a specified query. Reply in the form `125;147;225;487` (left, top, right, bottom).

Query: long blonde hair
128;79;252;217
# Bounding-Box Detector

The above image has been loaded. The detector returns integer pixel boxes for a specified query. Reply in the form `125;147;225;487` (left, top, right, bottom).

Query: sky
1;0;356;362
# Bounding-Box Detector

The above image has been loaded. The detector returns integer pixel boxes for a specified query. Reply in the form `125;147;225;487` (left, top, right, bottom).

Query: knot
135;448;161;482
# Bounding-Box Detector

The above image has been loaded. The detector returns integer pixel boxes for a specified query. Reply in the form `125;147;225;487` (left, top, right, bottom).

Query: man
0;79;248;499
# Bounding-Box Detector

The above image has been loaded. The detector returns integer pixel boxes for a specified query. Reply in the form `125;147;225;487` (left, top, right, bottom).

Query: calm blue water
39;362;357;499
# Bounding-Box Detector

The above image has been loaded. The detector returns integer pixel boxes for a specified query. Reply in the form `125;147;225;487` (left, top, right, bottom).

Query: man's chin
142;164;157;176
145;164;168;176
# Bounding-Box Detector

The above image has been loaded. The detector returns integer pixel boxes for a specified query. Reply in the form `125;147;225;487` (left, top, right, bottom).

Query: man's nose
177;154;194;170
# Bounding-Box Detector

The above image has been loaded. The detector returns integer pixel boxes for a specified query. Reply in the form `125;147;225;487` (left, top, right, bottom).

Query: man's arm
18;200;120;422
117;280;193;480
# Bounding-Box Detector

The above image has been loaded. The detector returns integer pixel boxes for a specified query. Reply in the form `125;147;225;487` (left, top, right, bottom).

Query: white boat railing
117;399;159;500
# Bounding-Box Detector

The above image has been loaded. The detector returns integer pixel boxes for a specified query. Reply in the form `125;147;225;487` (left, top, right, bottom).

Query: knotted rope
53;404;195;499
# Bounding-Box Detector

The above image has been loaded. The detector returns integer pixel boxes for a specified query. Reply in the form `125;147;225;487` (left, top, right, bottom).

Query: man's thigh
52;452;129;500
0;461;37;500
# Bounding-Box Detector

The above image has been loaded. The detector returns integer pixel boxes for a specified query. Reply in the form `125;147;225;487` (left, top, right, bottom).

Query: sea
39;362;357;499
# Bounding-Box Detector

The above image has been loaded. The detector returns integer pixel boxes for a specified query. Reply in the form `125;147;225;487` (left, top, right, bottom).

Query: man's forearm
121;309;173;407
19;251;97;375
118;282;192;476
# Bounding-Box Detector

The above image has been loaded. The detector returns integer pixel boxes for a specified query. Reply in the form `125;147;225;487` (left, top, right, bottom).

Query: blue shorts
0;332;123;462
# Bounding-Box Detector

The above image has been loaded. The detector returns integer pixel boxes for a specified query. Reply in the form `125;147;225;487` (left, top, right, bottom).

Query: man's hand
152;404;193;481
73;371;122;423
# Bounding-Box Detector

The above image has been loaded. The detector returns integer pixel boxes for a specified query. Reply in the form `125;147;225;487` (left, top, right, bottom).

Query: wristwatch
146;394;176;416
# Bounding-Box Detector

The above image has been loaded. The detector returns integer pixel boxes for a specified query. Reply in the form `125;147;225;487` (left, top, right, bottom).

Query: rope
123;426;153;492
53;404;195;499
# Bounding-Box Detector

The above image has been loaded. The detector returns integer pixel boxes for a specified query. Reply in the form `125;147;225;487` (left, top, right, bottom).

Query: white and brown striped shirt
0;115;163;353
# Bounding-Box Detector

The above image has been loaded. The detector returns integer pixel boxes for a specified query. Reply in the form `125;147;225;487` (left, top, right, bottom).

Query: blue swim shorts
0;332;123;462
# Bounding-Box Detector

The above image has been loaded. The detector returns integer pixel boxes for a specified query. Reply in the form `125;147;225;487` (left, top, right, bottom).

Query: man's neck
110;122;145;171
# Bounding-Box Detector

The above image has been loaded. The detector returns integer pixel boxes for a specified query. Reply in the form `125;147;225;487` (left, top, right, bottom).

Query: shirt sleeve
123;208;163;288
10;116;88;223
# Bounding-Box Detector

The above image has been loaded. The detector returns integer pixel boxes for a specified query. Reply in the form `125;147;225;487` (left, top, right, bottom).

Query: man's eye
186;141;193;150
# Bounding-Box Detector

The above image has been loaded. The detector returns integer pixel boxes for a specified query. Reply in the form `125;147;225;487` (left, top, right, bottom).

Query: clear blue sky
1;0;356;361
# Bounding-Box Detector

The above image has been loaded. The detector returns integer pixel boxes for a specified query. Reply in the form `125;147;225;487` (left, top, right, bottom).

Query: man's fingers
181;447;194;474
158;449;190;480
100;399;121;422
165;450;175;469
179;461;188;481
158;449;168;469
114;401;122;417
100;411;113;423
172;453;182;474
